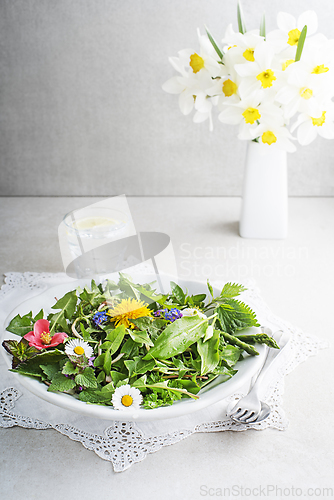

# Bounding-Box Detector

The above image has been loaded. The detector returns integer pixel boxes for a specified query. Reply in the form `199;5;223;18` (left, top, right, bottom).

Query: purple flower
88;356;96;368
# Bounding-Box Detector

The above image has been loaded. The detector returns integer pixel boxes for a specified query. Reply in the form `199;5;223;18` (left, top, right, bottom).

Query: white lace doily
0;272;327;472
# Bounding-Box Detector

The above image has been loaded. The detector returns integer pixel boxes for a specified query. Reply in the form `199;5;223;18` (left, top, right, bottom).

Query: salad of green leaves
2;273;279;410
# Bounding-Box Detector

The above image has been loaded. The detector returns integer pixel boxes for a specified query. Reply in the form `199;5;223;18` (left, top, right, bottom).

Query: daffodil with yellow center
108;298;152;329
243;48;255;62
312;65;329;75
242;107;261;124
256;69;276;89
222;79;238;97
189;53;205;74
262;131;277;145
287;28;301;46
311;111;326;127
299;87;313;100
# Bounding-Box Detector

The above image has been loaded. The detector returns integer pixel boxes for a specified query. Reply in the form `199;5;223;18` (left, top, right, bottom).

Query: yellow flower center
121;395;133;407
282;59;294;71
222;79;238;97
40;331;52;345
312;64;329;74
300;87;313;100
74;346;85;355
243;48;255;62
256;69;276;88
287;28;301;46
262;131;277;145
227;45;237;50
242;107;261;124
189;53;205;73
311;111;326;127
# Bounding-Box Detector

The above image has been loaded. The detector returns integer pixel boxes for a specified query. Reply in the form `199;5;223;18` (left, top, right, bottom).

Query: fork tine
243;412;260;423
237;411;254;422
230;408;247;419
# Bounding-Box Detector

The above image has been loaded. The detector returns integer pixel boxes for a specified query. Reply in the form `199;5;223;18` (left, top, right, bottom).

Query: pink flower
24;319;68;350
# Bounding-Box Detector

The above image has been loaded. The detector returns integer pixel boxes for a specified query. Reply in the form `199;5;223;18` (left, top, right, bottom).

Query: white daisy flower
65;339;93;358
112;384;143;411
181;308;207;319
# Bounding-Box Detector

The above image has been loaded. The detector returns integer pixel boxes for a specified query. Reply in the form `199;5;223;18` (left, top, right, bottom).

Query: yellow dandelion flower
108;298;152;329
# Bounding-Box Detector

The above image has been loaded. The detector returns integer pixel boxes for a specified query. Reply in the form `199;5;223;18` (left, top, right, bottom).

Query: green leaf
96;371;106;384
237;1;247;34
128;329;154;346
78;389;112;403
34;309;44;321
62;360;79;375
220;344;242;367
48;373;76;392
124;357;156;377
205;25;224;60
128;316;153;330
103;349;112;374
197;329;220;375
260;13;266;39
221;282;246;299
221;332;259;356
144;316;208;360
121;338;140;358
110;370;128;386
6;312;34;337
104;324;126;355
12;349;66;378
40;363;60;381
50;290;77;332
75;367;98;389
295;25;307;62
170;281;186;305
216;299;259;334
207;280;214;299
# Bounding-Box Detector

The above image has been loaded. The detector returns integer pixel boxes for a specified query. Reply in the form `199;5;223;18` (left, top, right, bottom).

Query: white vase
239;141;288;239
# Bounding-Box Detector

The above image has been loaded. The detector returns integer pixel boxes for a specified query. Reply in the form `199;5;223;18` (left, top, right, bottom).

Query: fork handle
249;330;290;395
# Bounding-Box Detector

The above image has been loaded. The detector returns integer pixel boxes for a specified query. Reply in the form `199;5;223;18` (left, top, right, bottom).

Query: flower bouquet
2;273;279;412
162;4;334;238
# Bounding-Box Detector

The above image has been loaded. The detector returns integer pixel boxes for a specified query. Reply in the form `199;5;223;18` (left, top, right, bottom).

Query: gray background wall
0;0;333;197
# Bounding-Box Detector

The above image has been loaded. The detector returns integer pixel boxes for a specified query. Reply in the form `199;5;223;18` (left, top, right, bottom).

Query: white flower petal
179;92;194;115
297;121;317;145
298;11;318;36
277;12;296;32
218;106;242;125
162;77;184;94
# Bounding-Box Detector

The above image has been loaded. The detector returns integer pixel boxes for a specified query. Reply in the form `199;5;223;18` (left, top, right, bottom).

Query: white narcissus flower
221;23;265;65
219;94;285;140
65;338;93;358
267;10;318;49
251;123;296;152
112;384;143;410
291;101;334;145
234;42;281;98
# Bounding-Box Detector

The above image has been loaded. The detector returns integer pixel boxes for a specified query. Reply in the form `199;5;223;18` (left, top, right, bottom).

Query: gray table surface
0;196;333;500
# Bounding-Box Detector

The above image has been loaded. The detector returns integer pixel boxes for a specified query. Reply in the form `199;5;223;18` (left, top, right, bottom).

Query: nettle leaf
144;316;208;360
220;283;246;299
216;299;258;334
197;330;220;375
40;363;60;381
48;373;76;392
75;367;98;389
170;281;186;305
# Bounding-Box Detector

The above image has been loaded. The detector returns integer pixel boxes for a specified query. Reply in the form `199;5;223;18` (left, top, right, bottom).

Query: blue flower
154;308;182;322
92;311;108;327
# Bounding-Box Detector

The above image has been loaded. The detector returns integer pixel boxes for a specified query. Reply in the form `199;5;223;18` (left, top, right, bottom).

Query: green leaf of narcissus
197;329;220;375
75;367;98;389
216;299;259;334
48;373;76;392
143;316;208;360
6;309;44;337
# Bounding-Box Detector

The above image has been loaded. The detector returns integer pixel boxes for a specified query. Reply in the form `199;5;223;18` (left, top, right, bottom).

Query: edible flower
65;339;93;358
111;384;143;410
23;319;67;351
92;311;108;327
154;308;183;322
107;298;152;329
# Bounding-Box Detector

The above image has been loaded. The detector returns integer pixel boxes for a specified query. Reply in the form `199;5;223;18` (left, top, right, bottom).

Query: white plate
1;273;271;421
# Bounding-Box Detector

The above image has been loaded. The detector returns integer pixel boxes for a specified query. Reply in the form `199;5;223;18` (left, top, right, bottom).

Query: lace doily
0;272;327;472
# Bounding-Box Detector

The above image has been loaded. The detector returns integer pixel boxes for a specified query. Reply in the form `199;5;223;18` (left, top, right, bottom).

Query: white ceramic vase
239;141;288;239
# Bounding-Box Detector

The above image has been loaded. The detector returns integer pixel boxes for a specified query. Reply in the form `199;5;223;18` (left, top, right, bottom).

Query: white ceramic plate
1;273;272;421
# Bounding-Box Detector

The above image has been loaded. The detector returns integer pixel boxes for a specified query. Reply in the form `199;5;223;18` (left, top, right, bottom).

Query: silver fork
228;328;290;424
